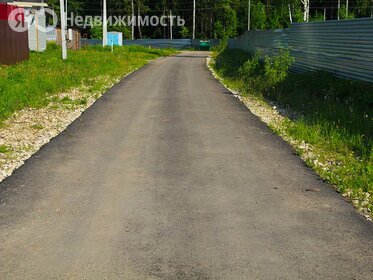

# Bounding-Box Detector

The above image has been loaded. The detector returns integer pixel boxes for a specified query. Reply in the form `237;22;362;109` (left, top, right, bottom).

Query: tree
49;0;372;39
301;0;310;22
180;26;190;38
251;1;267;30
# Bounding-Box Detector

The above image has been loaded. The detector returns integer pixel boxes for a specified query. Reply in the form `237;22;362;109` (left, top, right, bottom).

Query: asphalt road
0;52;372;279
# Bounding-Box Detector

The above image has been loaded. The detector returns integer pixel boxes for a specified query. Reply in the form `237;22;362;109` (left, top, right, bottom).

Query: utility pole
65;0;68;27
103;0;107;46
248;0;251;31
59;0;67;59
170;10;173;40
192;0;195;39
131;0;135;40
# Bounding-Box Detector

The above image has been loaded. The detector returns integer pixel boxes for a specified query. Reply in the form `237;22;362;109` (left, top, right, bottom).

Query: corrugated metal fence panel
289;18;373;82
123;39;191;49
0;3;29;65
228;18;373;83
0;20;29;65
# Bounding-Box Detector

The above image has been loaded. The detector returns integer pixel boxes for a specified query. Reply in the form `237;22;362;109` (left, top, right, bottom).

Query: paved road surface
0;52;372;279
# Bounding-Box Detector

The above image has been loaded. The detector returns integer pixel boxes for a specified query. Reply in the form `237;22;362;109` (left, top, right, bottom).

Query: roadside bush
214;48;251;78
239;52;261;81
237;48;294;94
264;49;294;86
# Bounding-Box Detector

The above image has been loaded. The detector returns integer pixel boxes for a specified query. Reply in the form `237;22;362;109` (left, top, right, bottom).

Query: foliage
237;48;294;91
310;11;325;22
339;5;356;19
90;24;103;39
48;0;373;39
251;1;267;30
213;48;250;78
263;49;294;86
179;26;190;39
239;52;261;81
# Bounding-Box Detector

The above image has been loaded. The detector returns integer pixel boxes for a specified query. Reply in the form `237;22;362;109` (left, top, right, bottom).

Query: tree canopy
49;0;373;39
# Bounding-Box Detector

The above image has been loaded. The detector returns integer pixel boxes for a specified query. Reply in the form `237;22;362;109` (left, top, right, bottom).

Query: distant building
107;32;123;46
12;1;48;52
55;26;81;50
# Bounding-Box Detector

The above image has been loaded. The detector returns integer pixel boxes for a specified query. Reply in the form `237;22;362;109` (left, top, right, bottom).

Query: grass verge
0;43;176;123
210;48;372;220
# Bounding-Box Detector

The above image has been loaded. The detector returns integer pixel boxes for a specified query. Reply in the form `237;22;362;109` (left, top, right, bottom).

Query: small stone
305;188;321;193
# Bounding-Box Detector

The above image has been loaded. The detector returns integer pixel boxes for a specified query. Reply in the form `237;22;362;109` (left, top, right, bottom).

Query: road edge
0;58;161;185
205;56;372;222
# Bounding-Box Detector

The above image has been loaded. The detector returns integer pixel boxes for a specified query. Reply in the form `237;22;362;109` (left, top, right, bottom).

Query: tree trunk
131;0;134;40
301;0;310;22
137;3;142;39
170;10;173;40
163;6;166;39
345;0;349;18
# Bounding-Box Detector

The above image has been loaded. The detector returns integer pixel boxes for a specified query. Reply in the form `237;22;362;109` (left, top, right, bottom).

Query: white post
131;0;134;40
103;0;107;46
288;4;293;24
170;10;173;40
248;0;251;31
163;6;166;39
65;0;68;26
59;0;67;60
338;0;340;20
192;0;195;39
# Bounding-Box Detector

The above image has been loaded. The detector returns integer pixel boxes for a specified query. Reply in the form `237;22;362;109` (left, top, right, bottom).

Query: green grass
30;124;44;130
0;144;10;154
212;48;373;216
0;43;176;123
